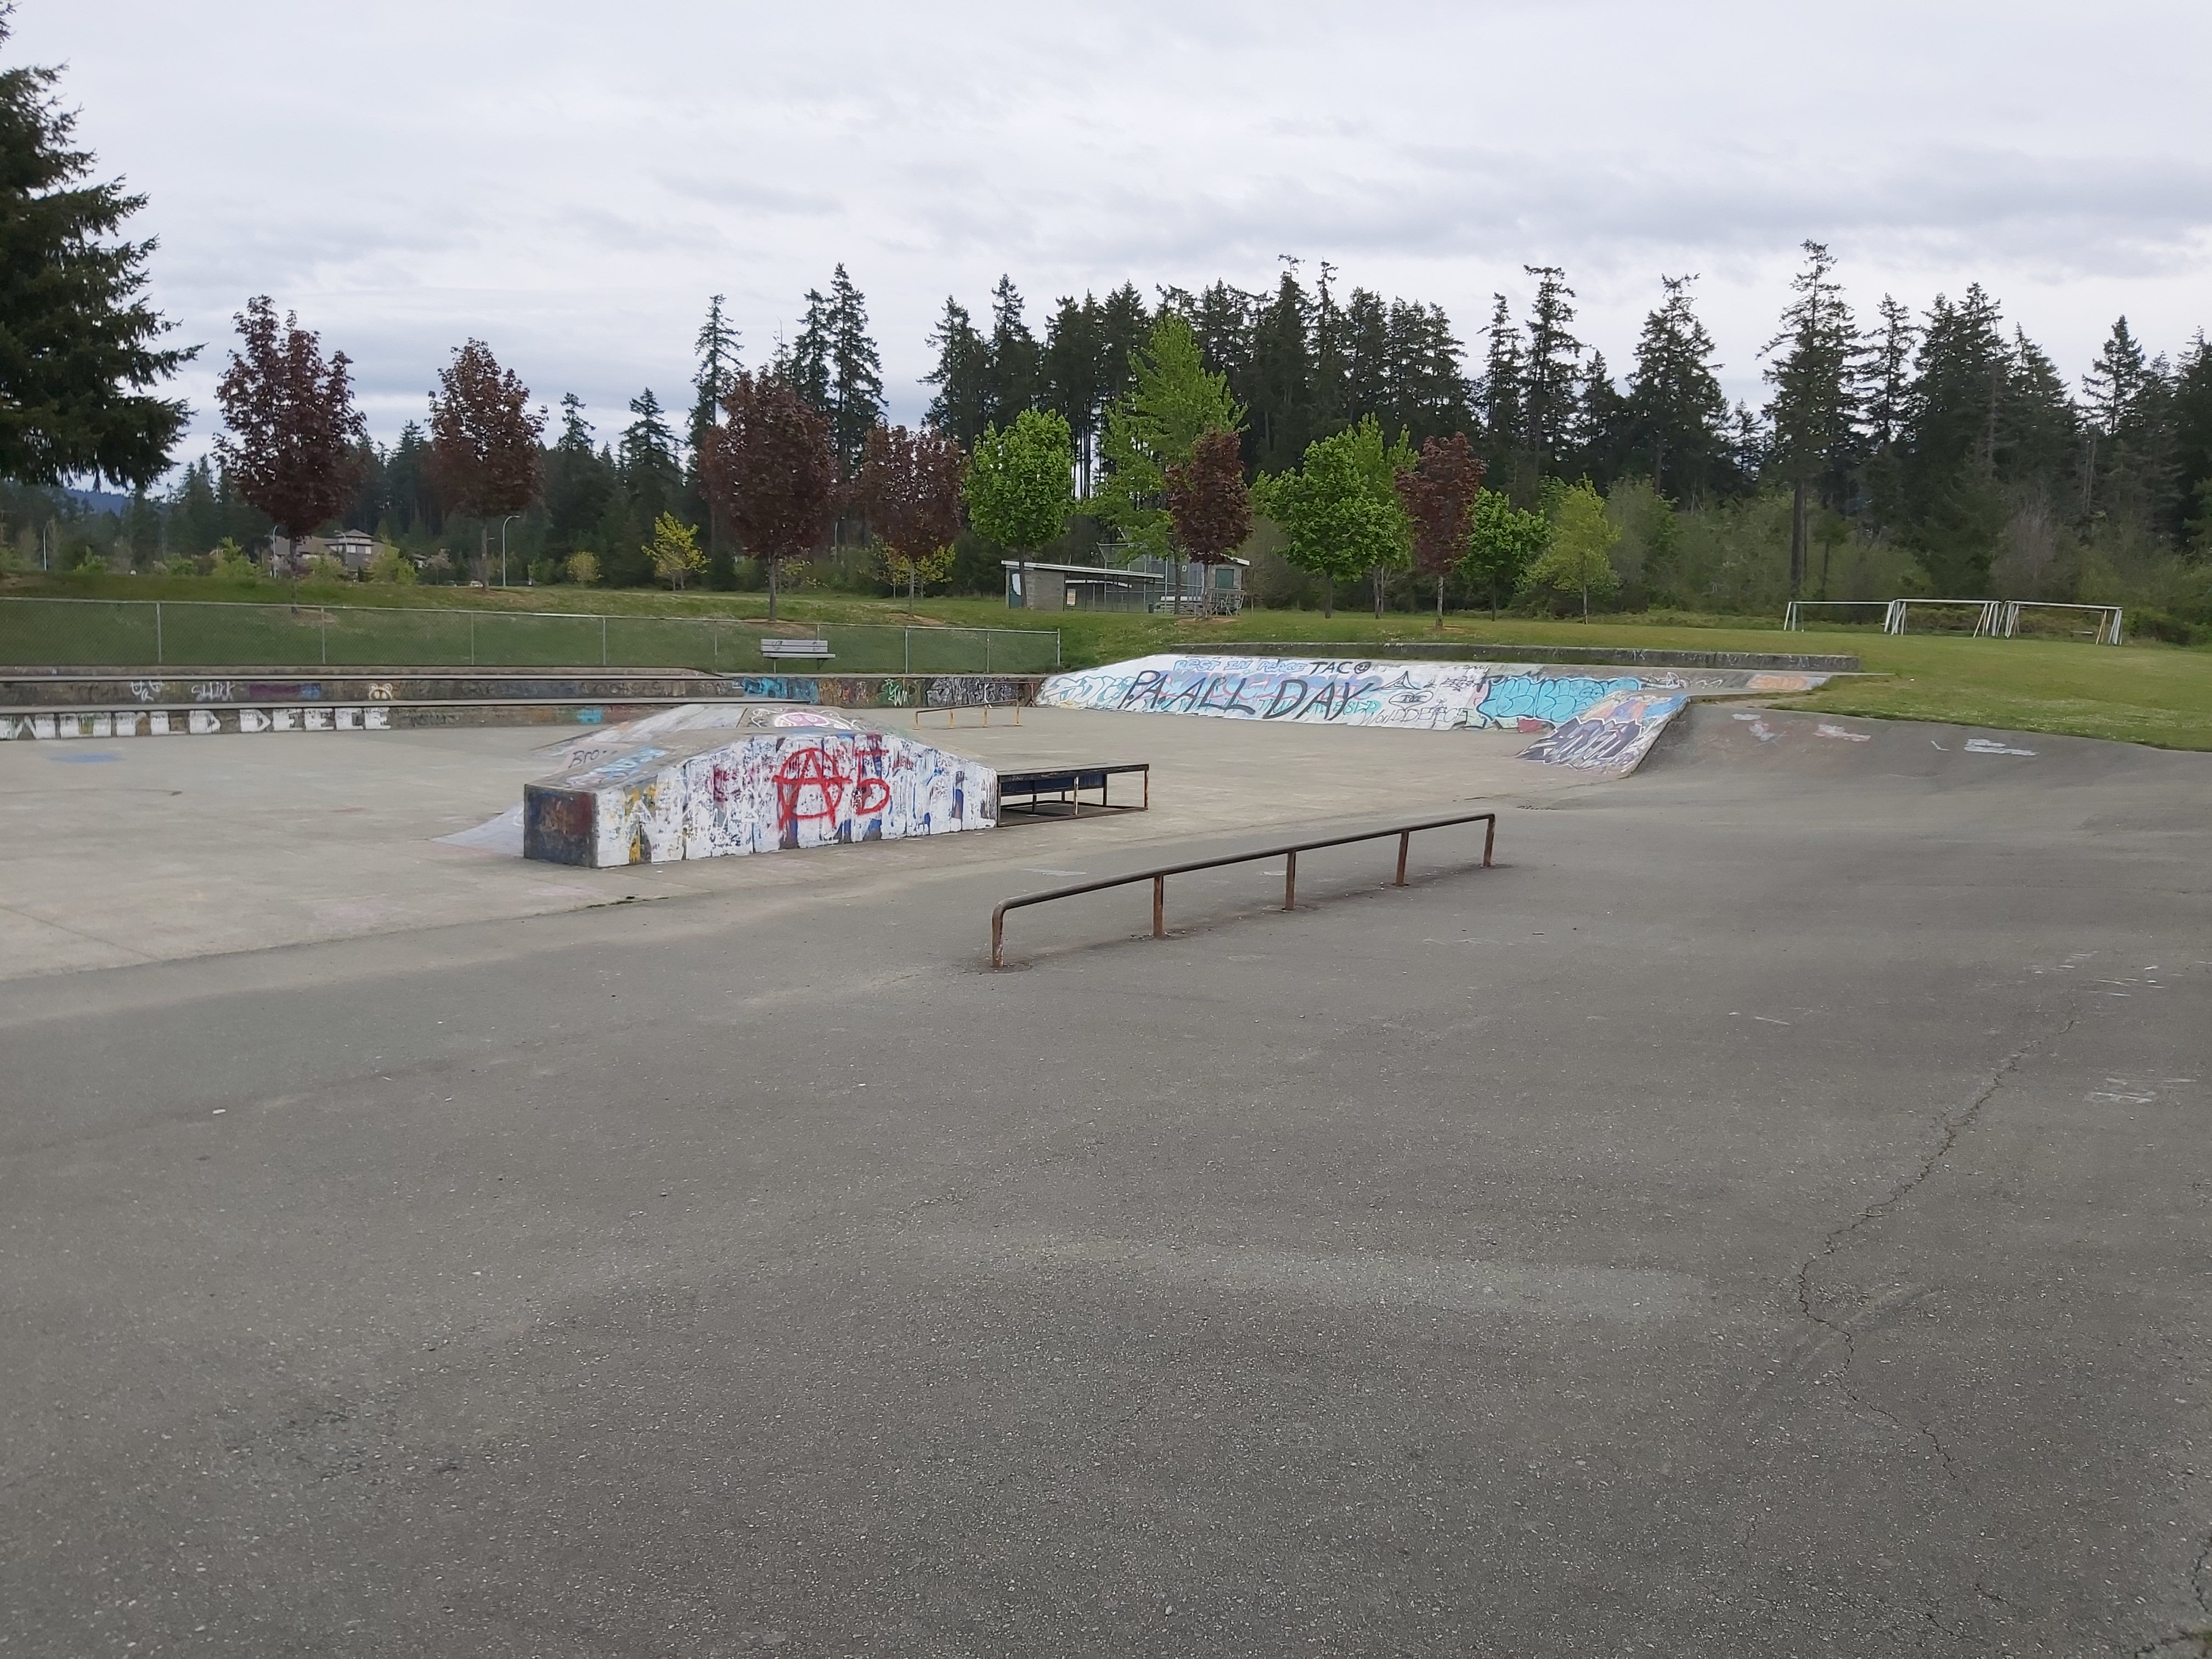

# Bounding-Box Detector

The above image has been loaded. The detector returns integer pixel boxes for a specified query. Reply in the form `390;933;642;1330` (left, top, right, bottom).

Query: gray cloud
22;0;2211;454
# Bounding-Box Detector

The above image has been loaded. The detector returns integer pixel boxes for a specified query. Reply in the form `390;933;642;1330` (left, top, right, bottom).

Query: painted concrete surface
1514;689;1691;775
3;710;2209;1655
1039;652;1830;735
522;727;996;866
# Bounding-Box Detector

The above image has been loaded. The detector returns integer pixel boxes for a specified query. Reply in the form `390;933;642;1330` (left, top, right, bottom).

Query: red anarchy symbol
775;746;890;829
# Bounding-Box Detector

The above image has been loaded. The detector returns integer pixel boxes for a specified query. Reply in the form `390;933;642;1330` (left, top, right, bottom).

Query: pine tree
1899;285;2009;592
1246;267;1313;475
686;295;741;573
1477;294;1527;494
1521;267;1583;478
1342;288;1392;430
784;286;832;410
1573;352;1632;488
1042;293;1108;497
1763;241;1863;595
618;391;682;528
0;12;193;485
1384;301;1470;447
1625;275;1728;504
544;393;614;555
1310;261;1347;437
986;275;1041;425
822;264;883;480
922;296;992;448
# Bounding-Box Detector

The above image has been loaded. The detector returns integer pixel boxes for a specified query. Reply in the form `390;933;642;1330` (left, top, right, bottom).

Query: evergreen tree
922;296;992;448
1384;301;1471;447
385;421;437;537
1763;241;1863;594
2080;315;2173;528
0;11;193;485
687;295;740;460
985;275;1041;425
544;393;614;554
687;295;740;571
2168;334;2212;550
1476;294;1528;496
1521;267;1583;478
1624;275;1728;503
1342;288;1392;431
1246;267;1313;475
1042;293;1107;496
619;390;683;527
822;264;883;479
1310;261;1347;437
1898;285;2010;592
1573;352;1633;488
783;286;832;410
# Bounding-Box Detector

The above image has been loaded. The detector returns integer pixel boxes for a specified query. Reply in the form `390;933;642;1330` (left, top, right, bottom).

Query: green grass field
10;571;2211;751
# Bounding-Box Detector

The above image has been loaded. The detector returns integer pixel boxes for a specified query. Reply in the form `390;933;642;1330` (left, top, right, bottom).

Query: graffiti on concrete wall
1038;654;1674;732
523;730;997;867
1515;691;1689;775
1;707;394;740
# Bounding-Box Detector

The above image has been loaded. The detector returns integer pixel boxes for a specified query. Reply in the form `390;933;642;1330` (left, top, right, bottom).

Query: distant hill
65;486;134;516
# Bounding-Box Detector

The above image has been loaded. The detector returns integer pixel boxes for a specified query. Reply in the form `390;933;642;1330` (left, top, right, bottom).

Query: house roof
1001;561;1165;582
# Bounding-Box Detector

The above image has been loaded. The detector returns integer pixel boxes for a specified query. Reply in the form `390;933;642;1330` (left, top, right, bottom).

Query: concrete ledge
0;669;1048;710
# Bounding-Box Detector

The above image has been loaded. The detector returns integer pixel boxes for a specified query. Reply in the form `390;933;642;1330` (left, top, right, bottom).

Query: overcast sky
25;0;2212;463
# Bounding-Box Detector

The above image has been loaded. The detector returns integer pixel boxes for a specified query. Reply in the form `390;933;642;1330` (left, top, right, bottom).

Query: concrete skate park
4;649;2210;1656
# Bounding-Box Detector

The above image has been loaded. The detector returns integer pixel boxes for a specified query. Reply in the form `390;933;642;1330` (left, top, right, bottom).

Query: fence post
154;602;163;665
601;615;608;667
470;616;477;668
904;628;911;674
985;631;992;672
1055;629;1062;668
320;610;328;667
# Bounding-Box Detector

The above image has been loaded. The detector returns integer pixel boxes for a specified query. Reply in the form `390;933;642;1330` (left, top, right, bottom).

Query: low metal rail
989;810;1497;968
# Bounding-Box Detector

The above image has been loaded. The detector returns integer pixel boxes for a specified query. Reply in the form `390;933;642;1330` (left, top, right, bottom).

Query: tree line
6;14;2210;631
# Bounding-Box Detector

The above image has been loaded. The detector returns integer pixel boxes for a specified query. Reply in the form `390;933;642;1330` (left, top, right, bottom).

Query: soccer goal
1996;601;2125;645
1782;600;1900;631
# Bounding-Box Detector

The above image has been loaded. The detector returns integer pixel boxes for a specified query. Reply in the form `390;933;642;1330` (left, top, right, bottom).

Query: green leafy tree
1257;417;1410;618
0;10;193;485
1462;488;1547;618
964;408;1074;555
1096;314;1245;563
644;511;704;590
1521;481;1621;617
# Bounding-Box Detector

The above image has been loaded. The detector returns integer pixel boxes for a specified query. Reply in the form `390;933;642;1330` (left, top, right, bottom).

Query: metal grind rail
989;810;1497;969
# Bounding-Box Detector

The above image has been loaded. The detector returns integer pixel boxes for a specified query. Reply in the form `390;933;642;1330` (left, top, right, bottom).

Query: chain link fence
0;598;1061;674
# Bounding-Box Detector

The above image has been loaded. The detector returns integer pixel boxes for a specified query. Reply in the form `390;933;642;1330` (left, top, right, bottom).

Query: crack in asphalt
1792;1013;2077;1481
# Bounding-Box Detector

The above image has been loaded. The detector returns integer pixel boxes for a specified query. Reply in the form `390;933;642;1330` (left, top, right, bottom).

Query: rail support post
1283;850;1297;911
1395;830;1410;886
1152;875;1165;938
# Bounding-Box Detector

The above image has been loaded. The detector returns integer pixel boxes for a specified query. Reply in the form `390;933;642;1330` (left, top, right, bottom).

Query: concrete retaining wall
523;730;997;867
0;671;1047;740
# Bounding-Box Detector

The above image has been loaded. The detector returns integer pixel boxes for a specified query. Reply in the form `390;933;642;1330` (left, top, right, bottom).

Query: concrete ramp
524;728;996;867
1513;691;1690;776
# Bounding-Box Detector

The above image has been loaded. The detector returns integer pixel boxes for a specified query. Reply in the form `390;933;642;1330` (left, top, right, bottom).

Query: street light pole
500;514;521;588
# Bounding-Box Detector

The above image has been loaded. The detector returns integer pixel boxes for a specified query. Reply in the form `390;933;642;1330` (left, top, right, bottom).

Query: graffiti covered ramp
523;726;996;867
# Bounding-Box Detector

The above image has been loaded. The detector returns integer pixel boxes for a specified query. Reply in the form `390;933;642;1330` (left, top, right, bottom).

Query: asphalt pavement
3;704;2208;1656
